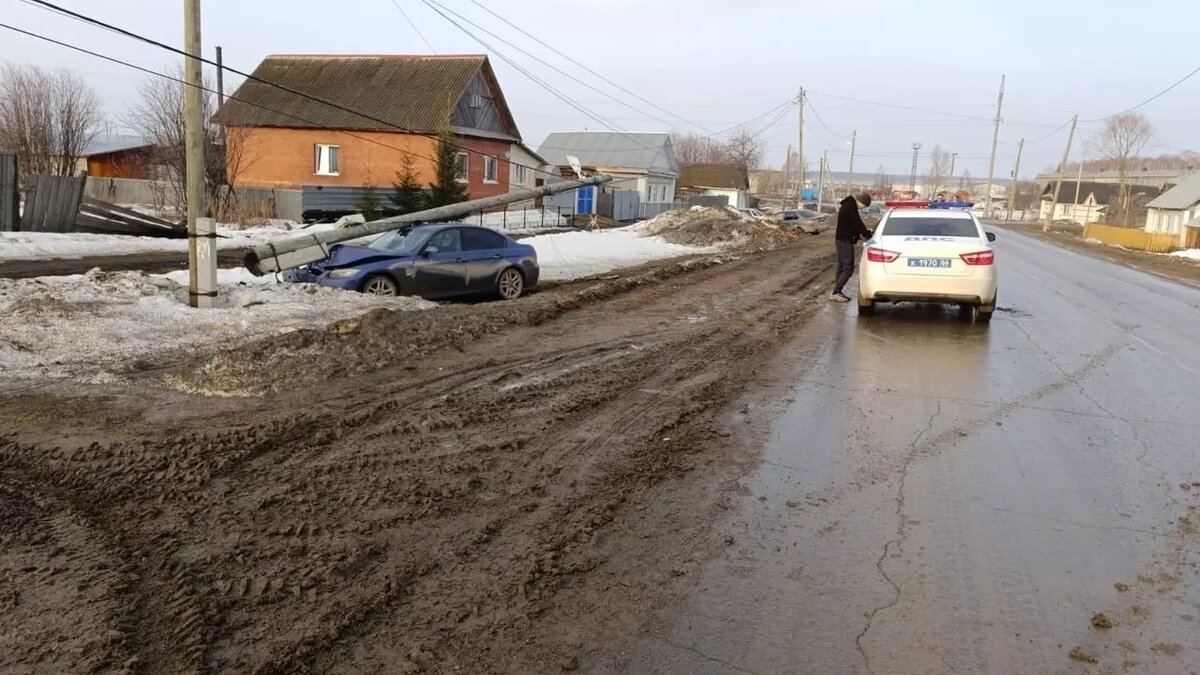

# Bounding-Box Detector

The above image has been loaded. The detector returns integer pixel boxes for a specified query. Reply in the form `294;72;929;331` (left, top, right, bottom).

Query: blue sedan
284;223;540;300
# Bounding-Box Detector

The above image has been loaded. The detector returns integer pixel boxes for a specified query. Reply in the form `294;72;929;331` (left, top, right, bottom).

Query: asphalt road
630;230;1200;674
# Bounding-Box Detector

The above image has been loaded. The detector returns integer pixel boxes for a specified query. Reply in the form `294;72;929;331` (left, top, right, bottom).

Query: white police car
857;202;998;322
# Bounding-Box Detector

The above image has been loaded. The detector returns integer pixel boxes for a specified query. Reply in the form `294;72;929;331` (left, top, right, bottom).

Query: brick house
212;54;530;201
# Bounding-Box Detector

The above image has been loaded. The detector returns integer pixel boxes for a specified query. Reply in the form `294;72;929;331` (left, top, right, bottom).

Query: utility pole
818;150;828;212
983;74;1005;218
184;0;215;308
783;144;791;200
910;143;922;193
215;45;225;105
949;152;958;191
797;87;805;205
1006;138;1024;220
1045;115;1078;232
847;129;858;197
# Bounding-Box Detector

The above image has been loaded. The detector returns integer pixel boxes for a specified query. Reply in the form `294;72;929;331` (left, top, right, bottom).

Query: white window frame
454;152;469;183
483;156;499;183
513;163;529;186
469;93;484;109
314;144;340;176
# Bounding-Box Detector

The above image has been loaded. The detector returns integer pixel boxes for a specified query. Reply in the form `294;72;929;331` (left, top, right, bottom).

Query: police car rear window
879;217;978;238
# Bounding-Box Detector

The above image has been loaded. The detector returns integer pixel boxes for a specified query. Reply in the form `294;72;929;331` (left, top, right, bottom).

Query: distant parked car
781;209;829;224
283;223;539;300
739;208;769;220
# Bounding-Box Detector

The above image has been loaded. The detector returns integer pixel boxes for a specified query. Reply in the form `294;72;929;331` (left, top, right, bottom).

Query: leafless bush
0;64;101;184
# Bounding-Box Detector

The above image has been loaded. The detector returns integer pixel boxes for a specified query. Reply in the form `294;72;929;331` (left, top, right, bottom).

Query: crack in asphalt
854;401;943;675
984;505;1183;540
1009;320;1180;508
661;638;768;675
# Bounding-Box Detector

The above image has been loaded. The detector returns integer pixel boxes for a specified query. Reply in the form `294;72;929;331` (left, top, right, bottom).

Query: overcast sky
3;0;1198;178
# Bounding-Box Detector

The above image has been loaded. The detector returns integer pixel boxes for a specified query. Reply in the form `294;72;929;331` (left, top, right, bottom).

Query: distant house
1039;181;1117;225
212;54;527;203
1145;172;1200;248
537;132;679;204
77;134;154;179
677;163;749;209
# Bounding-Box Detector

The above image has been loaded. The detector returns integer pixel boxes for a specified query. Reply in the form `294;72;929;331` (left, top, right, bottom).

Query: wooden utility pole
797;87;805;204
1006;138;1024;220
783;144;791;199
184;0;215;308
983;74;1005;217
949;152;958;189
215;45;225;105
1044;115;1078;232
847;129;858;197
817;150;828;212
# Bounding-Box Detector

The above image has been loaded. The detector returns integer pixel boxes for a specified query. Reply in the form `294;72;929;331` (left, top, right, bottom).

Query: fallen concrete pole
245;176;613;275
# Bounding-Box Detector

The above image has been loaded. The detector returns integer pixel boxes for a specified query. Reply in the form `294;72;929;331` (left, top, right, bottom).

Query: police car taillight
867;247;900;263
960;250;995;265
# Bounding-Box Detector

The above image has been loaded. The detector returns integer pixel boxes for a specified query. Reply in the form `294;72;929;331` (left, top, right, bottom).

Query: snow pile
0;221;342;261
637;206;760;246
523;228;710;281
1169;249;1200;261
0;268;435;384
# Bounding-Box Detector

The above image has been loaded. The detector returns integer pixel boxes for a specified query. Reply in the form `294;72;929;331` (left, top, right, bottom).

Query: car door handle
491;254;502;259
455;258;466;262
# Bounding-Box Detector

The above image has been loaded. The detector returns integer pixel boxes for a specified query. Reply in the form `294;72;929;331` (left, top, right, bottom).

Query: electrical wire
21;0;565;177
806;98;846;140
464;0;712;134
1081;62;1200;123
0;21;514;184
388;0;436;54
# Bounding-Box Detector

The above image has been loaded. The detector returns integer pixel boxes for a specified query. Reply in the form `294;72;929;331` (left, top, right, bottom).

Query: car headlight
327;268;360;279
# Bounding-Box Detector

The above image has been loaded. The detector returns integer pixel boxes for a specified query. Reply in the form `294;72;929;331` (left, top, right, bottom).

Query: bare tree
671;131;727;167
0;64;101;184
126;64;257;216
725;129;764;173
927;145;953;198
958;169;972;191
1091;112;1154;225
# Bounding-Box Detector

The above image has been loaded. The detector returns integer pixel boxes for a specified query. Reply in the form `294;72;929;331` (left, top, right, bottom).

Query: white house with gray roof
1144;172;1200;248
537;132;679;204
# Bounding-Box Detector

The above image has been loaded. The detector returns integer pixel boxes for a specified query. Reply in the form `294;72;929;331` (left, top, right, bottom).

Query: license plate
907;258;952;268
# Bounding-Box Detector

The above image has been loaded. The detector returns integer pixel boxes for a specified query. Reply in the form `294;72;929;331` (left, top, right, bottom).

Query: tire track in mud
0;243;835;673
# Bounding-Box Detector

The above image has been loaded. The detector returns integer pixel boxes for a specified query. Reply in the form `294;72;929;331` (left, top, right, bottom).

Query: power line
1081;62;1200;123
387;0;436;53
17;0;577;182
806;99;846;140
807;89;1061;128
464;0;711;134
0;20;548;184
420;0;699;135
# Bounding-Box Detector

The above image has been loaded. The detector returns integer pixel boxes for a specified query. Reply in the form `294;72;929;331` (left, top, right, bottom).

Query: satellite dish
566;154;583;179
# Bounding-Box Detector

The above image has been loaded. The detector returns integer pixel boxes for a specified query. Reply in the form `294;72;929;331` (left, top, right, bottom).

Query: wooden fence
0;153;16;232
1083;222;1178;253
21;175;87;232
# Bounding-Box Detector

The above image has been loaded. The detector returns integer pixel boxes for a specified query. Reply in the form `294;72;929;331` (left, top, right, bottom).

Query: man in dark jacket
831;193;875;302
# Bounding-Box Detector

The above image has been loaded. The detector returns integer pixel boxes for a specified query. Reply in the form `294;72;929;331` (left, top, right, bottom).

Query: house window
454;152;469;182
314;144;339;176
483;156;499;183
514;164;529;186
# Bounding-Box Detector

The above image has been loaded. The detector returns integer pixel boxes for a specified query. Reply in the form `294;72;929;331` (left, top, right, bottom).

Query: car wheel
496;267;524;300
361;274;399;296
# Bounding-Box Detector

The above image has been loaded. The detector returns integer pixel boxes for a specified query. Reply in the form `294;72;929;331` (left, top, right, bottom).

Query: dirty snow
0;268;435;385
1169;248;1200;261
0;222;345;261
523;228;712;281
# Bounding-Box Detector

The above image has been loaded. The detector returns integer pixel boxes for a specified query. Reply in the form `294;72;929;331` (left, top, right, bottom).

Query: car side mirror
986;232;997;242
422;246;439;257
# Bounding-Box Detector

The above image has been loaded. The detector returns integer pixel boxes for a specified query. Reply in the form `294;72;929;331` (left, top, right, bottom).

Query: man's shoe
830;292;851;303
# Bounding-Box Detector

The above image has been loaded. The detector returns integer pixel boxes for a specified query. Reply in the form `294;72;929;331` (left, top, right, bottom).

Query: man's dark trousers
833;239;856;295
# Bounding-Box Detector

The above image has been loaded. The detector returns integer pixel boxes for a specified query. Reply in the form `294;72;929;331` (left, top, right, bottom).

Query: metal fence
85;177;303;221
467;207;574;231
638;201;688;220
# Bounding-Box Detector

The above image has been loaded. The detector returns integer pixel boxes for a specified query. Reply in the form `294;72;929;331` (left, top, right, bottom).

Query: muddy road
0;238;836;673
631;230;1200;674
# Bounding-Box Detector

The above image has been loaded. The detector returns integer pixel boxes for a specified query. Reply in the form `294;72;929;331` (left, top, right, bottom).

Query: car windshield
368;229;420;252
879;217;979;238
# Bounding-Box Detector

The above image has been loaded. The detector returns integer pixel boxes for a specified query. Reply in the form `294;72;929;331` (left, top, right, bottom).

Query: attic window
469;93;484;109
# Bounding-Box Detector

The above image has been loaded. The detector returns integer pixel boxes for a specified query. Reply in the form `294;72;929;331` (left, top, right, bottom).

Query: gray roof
83;134;152;156
1147;172;1200;209
536;132;678;176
